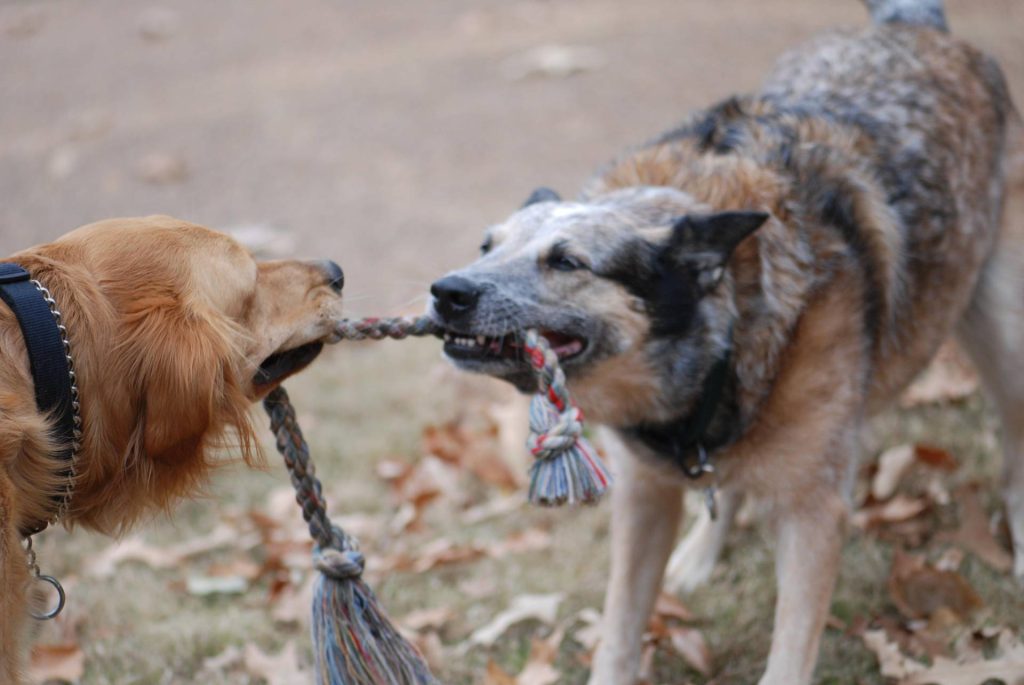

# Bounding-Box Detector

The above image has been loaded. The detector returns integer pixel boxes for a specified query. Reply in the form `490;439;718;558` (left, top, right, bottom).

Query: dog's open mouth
254;341;324;388
442;330;587;363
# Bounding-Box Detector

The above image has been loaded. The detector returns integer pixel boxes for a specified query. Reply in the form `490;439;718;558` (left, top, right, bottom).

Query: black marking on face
596;237;700;337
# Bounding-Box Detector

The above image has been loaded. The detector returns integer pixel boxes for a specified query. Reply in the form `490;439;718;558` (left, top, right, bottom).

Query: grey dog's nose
431;275;481;320
315;260;344;294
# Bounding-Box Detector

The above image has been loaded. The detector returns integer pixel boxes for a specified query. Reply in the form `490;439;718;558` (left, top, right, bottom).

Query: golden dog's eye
480;236;493;255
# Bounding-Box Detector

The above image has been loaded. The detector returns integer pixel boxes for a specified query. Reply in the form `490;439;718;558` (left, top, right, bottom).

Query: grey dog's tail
862;0;948;31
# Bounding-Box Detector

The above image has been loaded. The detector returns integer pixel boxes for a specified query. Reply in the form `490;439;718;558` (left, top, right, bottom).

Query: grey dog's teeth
477;336;486;345
444;333;452;342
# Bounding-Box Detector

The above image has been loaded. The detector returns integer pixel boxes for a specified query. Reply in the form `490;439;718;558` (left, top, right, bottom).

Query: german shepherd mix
428;0;1019;682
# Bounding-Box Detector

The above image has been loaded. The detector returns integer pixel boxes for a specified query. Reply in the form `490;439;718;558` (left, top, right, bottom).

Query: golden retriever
0;215;344;683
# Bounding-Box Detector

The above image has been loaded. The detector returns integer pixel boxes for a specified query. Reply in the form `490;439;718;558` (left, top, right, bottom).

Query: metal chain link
31;279;81;524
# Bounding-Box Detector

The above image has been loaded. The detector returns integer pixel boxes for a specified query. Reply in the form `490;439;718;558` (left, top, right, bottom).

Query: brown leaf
484;660;517;685
489;527;553;558
667;625;713;676
654;592;697;623
410;538;487;573
28;643;85;684
86;524;246;578
516;627;564;685
914;444;959;471
399;607;455;633
469;593;564;647
422;418;522;490
872;445;917;500
935;485;1014;573
572;608;603;652
901;341;979;407
243;642;307;685
888;550;983;621
862;629;926;679
852;495;930;530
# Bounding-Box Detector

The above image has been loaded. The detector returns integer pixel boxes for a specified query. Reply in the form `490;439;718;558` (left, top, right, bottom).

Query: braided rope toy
263;316;610;684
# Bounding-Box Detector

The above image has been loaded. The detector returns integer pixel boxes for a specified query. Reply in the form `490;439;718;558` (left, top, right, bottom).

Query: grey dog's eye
480;237;493;255
547;253;586;272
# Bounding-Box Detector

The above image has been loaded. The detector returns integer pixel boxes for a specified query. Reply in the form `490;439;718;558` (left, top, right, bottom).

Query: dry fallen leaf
914;444;959;472
936;485;1013;573
469;593;564;647
853;494;930;530
873;444;917;500
488;527;553;558
244;642;307;685
572;608;603;652
86;524;246;577
866;626;1024;685
422;419;522;490
901;341;979;407
644;594;712;676
28;643;85;684
654;592;697;622
484;660;517;685
862;629;926;679
666;625;713;677
888;550;983;621
400;606;455;633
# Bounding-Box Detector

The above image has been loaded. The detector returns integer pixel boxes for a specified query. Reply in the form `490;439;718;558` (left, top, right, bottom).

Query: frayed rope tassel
264;386;438;685
522;329;609;506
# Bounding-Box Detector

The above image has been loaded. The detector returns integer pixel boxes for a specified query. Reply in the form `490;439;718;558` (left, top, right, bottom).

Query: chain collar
30;278;82;525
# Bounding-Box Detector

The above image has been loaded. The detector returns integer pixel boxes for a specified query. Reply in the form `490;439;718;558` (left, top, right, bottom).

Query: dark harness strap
0;263;76;536
625;349;733;478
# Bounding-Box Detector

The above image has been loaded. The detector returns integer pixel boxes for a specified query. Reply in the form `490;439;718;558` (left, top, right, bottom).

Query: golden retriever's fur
0;215;344;683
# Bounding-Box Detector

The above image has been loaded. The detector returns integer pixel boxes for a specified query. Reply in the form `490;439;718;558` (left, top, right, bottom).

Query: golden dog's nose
315;260;344;294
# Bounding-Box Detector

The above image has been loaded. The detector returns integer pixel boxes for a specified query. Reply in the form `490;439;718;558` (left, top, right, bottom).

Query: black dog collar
624;349;734;479
0;263;78;537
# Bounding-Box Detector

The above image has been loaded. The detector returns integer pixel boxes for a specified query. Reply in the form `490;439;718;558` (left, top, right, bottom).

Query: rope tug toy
263;315;610;685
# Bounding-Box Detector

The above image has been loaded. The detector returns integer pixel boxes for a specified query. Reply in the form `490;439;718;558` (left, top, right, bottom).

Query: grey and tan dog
428;1;1020;682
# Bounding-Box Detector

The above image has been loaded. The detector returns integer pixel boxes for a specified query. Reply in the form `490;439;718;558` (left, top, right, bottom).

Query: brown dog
0;215;344;683
427;1;1020;682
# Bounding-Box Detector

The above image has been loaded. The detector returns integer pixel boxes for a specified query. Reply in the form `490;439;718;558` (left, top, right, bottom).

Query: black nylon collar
624;348;734;478
0;263;76;536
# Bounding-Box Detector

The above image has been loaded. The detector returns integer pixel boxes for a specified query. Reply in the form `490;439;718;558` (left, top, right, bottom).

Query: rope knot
527;401;584;460
314;546;366;580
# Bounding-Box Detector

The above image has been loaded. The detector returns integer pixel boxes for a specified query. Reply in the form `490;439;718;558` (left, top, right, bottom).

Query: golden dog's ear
117;287;258;504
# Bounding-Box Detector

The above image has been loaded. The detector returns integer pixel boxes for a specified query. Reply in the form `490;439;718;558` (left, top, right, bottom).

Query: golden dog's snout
314;259;344;294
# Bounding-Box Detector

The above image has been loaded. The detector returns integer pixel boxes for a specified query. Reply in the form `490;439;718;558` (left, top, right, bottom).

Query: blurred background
2;0;1019;315
2;1;1023;684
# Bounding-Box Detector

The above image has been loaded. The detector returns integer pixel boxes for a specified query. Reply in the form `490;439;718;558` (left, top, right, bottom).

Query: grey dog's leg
589;432;683;685
758;491;846;685
664;487;741;594
957;215;1024;580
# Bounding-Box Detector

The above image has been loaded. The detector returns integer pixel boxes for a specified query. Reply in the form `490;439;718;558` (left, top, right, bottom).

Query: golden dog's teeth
477;335;486;345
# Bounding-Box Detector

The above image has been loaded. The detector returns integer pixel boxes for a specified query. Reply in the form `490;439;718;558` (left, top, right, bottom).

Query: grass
30;339;1024;684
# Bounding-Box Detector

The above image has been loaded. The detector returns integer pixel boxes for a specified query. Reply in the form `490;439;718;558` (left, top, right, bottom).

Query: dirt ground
2;1;1024;684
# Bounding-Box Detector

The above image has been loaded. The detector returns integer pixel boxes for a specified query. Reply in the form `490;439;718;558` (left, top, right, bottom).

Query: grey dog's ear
522;187;561;207
667;211;769;263
664;211;769;288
